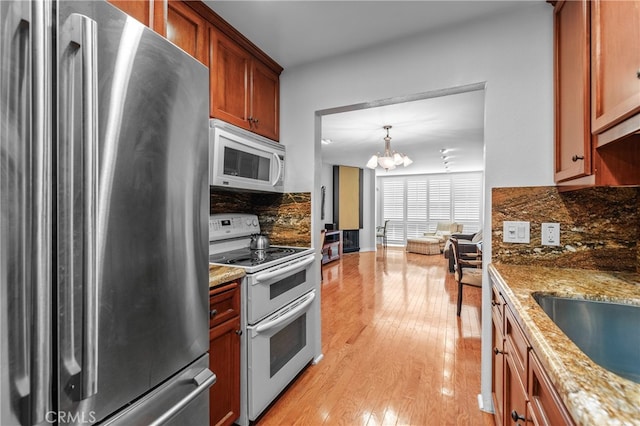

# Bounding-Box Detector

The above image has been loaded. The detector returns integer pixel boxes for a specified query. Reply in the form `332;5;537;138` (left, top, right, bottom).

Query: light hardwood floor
255;247;494;426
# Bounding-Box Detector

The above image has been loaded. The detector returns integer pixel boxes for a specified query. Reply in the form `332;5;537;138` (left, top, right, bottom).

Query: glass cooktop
208;246;309;268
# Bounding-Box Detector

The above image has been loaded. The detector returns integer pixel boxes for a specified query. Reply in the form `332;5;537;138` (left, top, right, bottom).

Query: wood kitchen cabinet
114;0;283;141
491;281;574;426
166;0;209;66
491;286;506;426
528;351;575;426
553;0;592;183
590;0;640;134
107;0;166;35
552;0;640;187
209;280;241;426
504;307;530;425
209;26;280;140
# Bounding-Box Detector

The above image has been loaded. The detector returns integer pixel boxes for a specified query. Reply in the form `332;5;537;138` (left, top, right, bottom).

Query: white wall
280;2;554;410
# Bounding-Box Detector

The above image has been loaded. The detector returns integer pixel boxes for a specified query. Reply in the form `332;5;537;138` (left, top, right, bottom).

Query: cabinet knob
494;347;505;356
637;69;640;79
511;410;526;422
571;155;584;162
209;309;218;318
235;329;243;336
491;301;501;307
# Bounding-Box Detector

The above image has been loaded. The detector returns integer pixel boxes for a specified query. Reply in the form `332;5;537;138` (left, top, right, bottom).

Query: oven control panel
209;213;260;241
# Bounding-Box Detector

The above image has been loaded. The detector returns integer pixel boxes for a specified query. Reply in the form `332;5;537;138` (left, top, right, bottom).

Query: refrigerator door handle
148;369;216;426
61;12;100;401
31;0;53;423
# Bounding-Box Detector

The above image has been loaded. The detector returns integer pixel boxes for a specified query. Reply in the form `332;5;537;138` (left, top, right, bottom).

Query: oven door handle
253;255;315;284
252;291;315;336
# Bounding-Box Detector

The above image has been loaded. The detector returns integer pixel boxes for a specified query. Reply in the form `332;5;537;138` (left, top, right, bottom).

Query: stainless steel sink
533;294;640;384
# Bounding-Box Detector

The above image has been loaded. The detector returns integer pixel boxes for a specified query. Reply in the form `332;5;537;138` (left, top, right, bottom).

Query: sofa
445;230;483;272
406;221;463;254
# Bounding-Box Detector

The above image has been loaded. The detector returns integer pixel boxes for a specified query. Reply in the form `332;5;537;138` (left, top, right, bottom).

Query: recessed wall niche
333;165;363;252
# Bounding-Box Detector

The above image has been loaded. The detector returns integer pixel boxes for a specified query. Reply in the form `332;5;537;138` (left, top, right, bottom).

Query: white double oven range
208;213;317;425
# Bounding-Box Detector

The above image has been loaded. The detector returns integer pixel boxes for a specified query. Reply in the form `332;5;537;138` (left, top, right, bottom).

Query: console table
322;230;342;264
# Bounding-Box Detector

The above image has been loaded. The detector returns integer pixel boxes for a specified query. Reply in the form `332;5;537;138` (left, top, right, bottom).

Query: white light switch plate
541;223;560;246
503;221;530;243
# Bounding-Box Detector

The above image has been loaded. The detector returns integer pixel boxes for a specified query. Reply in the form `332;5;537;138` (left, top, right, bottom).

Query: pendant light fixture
366;125;413;171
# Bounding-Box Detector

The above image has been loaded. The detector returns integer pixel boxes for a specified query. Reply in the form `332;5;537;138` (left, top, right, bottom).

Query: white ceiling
204;1;531;176
321;88;485;175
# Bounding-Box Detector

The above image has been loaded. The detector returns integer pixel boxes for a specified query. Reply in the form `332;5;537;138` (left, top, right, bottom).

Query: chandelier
366;125;413;171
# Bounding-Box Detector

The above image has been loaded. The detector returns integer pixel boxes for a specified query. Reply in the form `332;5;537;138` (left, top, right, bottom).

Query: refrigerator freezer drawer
102;354;215;426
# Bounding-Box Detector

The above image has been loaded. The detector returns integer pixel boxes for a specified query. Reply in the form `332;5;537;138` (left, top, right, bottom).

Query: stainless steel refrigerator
1;1;213;424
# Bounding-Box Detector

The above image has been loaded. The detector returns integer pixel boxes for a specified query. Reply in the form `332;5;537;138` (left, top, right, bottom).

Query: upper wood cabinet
209;27;251;130
250;59;280;141
552;0;640;187
107;0;166;35
209;26;280;140
553;0;592;183
166;0;209;66
591;0;640;134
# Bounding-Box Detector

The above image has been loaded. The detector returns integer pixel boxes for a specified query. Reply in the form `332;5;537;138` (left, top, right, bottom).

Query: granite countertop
488;263;640;426
208;264;245;289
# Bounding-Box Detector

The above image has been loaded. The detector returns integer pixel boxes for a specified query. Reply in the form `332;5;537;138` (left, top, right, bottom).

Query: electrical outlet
541;223;560;246
503;221;530;243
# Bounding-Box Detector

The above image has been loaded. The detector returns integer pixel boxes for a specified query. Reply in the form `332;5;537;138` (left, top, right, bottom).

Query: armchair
423;221;463;252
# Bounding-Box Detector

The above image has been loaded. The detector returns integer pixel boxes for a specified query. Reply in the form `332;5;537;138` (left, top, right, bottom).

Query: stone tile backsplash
492;186;639;272
210;189;312;247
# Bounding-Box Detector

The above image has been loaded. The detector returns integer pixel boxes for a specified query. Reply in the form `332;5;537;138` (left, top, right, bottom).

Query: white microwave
209;119;285;192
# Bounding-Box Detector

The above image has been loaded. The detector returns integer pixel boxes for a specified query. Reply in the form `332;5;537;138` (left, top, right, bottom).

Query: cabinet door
210;27;251;126
528;352;575;426
251;60;280;140
505;354;531;425
492;311;506;426
107;0;165;35
209;317;241;426
166;0;209;65
554;0;592;182
591;0;640;133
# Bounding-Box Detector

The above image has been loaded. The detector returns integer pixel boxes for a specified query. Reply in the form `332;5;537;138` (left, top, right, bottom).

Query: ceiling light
366;125;412;172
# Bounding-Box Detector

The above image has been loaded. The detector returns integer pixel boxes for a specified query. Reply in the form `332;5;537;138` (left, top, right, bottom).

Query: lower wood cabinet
209;280;241;426
491;281;575;426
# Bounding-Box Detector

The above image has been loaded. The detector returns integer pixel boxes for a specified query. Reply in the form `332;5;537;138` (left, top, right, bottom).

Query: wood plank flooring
254;247;494;426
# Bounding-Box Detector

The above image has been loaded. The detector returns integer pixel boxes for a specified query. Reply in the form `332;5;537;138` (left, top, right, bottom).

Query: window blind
378;172;482;245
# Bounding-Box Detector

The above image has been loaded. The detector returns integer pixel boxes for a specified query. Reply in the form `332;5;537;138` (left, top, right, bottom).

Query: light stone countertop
488;263;640;426
208;264;245;289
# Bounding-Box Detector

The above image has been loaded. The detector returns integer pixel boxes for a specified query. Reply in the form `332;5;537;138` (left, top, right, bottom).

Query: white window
378;172;483;245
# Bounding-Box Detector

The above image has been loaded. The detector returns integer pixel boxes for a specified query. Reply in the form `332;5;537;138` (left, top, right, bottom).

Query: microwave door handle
271;152;282;187
252;291;316;336
253;255;314;284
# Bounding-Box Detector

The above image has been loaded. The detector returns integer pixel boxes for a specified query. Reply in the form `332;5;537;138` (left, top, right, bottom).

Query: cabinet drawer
492;285;505;324
505;306;529;387
209;280;241;328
